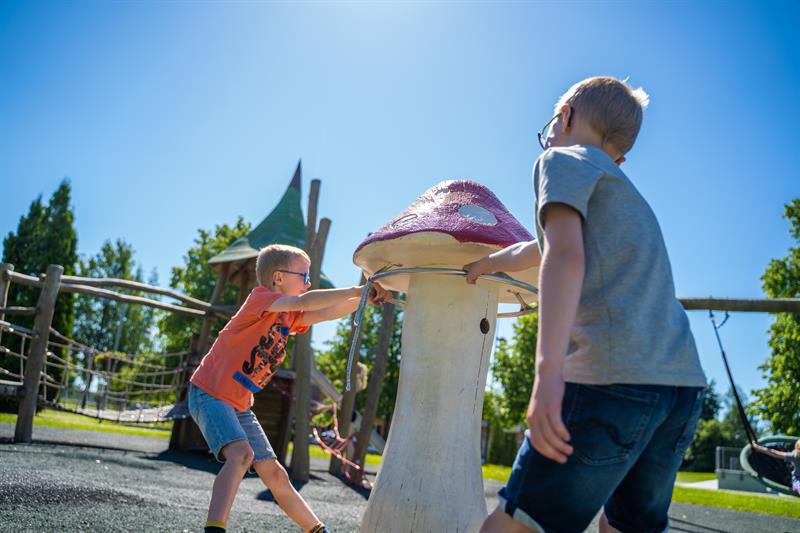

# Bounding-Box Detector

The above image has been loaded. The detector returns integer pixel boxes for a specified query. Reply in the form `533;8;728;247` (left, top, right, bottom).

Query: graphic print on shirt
233;314;291;393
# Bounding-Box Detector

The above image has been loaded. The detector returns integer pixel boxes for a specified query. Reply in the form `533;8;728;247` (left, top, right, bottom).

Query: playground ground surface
1;422;799;532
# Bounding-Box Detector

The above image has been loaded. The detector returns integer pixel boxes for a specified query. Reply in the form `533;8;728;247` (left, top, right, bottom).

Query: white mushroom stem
361;274;499;533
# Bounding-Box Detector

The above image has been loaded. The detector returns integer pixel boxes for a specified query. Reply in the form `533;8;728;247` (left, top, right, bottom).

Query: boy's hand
463;256;494;284
368;284;391;305
526;368;573;464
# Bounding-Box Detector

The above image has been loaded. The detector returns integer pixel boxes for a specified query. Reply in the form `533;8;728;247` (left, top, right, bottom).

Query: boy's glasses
277;270;311;285
538;113;560;150
537;107;574;150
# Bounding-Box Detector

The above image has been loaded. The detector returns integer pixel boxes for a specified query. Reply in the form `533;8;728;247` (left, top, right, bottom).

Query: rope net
0;320;191;423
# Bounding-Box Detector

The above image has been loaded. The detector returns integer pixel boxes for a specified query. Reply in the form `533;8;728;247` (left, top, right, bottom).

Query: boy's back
533;145;705;387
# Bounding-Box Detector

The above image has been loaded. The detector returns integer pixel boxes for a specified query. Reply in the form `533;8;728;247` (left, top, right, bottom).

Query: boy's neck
565;126;622;162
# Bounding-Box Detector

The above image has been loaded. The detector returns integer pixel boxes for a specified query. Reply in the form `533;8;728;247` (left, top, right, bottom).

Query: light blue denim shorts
187;383;277;464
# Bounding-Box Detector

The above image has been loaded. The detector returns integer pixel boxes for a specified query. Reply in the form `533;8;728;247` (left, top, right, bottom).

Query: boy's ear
272;271;282;286
559;104;572;133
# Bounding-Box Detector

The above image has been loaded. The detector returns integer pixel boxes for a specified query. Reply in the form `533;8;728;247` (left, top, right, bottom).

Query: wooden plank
60;274;212;310
0;306;36;315
679;297;800;313
0;264;13;347
6;270;232;319
15;265;62;443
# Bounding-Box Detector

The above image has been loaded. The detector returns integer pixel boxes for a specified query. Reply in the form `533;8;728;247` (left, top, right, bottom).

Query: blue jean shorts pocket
673;388;705;457
565;384;658;465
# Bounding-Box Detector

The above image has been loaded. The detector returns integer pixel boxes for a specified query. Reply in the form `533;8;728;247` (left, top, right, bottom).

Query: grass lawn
0;408;172;439
675;471;717;483
673;486;800;519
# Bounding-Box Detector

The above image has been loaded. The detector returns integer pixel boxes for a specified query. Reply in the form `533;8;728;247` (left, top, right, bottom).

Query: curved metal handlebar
345;267;538;391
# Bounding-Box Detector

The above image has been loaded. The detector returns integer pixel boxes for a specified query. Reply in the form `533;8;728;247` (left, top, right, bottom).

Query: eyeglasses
537;107;574;150
277;270;311;285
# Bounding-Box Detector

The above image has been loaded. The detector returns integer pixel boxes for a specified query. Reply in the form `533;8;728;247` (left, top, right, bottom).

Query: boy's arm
300;297;361;327
299;284;392;327
463;240;541;284
268;286;363;313
526;203;584;464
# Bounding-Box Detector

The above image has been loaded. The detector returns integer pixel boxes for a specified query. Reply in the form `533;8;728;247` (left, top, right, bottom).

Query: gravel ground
1;423;798;532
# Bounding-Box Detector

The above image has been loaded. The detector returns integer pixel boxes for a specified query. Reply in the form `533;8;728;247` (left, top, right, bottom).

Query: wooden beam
6;270;231;319
15;265;62;443
197;262;231;354
0;264;13;347
679;297;800;313
0;307;36;315
60;274;212;310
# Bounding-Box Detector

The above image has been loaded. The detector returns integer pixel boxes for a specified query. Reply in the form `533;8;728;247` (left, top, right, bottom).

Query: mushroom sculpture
353;180;537;533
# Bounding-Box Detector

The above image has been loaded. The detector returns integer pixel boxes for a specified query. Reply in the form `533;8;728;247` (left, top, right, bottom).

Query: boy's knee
260;459;290;487
223;441;255;469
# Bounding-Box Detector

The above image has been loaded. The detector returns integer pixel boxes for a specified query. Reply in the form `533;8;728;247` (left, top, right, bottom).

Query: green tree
489;312;538;429
158;218;251;353
752;198;800;435
72;239;159;354
2;179;77;400
315;303;403;426
700;379;722;421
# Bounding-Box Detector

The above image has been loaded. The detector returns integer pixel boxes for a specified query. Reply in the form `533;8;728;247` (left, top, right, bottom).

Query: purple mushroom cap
355;180;533;254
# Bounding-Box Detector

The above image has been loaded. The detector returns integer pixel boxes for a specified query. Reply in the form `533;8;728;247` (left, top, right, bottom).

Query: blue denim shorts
498;383;704;533
187;384;277;464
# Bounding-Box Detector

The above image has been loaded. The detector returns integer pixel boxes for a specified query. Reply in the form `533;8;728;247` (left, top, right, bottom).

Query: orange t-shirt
190;287;308;411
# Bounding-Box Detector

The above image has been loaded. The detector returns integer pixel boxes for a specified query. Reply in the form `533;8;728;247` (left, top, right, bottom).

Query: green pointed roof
209;160;333;288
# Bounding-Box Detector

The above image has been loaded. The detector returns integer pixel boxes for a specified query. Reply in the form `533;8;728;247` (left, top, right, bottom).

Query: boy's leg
236;409;325;532
603;387;704;533
253;459;321;531
187;384;254;530
480;505;539;533
491;383;667;532
208;440;255;524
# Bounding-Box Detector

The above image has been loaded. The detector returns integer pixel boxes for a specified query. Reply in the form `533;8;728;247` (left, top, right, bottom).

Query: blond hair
795;439;800;454
255;244;310;287
556;76;650;156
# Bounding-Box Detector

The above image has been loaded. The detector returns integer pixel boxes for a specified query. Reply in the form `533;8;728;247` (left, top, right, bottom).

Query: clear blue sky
1;1;798;402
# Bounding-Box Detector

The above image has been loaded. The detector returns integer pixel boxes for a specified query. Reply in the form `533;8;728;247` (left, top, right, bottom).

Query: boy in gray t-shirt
466;76;706;532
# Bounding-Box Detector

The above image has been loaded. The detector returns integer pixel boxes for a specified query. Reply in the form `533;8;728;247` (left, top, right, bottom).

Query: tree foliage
1;179;77;401
488;312;538;430
315;303;403;425
73;239;159;355
752;198;800;435
158;218;251;353
2;179;78;338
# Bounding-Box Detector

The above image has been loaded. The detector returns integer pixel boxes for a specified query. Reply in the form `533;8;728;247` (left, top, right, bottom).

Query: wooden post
350;301;396;484
15;265;62;443
197;262;231;356
290;208;330;482
329;272;366;475
0;263;13;347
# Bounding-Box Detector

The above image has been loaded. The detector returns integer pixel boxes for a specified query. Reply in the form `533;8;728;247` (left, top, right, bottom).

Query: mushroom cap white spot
458;204;497;226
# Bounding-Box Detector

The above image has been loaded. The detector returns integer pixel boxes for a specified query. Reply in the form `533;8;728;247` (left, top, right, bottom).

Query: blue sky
1;1;798;403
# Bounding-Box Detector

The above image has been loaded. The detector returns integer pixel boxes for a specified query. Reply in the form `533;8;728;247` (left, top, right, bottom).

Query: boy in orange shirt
189;244;387;533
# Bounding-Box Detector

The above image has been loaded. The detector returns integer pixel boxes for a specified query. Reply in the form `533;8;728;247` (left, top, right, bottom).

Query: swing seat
740;435;799;496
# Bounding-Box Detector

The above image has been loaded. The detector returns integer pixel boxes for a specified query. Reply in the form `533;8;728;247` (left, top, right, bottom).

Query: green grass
675;471;717;483
289;443;383;466
673;486;800;519
0;409;172;439
482;463;512;482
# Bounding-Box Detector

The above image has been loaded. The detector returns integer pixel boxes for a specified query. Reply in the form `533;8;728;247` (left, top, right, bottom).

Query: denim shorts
498;383;704;533
187;384;277;464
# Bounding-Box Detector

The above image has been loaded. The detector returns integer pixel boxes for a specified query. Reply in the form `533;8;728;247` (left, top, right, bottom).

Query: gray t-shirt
532;145;706;387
